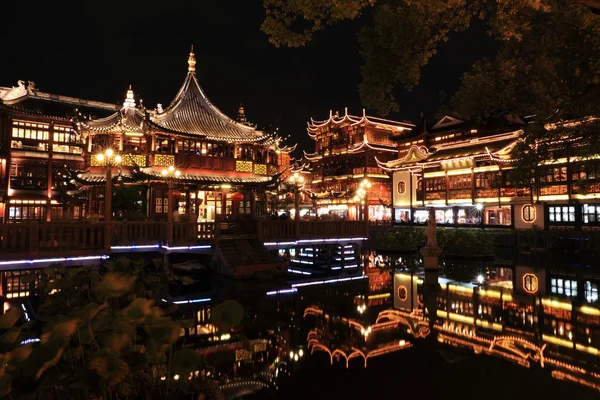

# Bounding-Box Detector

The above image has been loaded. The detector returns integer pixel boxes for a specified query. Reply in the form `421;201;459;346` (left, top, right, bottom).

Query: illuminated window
523;273;539;294
398;286;408;301
548;206;575;223
522;205;536;222
397;181;406;195
584;281;598;303
551;278;577;298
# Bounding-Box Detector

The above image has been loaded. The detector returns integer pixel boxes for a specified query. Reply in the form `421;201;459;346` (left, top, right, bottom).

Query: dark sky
1;1;493;155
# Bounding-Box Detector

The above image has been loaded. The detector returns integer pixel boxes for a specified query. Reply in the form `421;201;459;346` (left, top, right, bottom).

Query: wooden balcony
0;220;368;262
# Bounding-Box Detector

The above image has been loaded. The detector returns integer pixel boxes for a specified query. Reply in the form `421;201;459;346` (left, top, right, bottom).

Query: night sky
1;1;494;155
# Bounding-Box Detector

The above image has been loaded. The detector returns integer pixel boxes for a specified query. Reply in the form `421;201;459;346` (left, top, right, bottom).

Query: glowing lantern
172;190;181;198
231;192;244;202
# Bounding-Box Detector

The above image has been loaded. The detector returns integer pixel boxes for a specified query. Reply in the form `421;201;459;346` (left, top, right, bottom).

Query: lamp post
352;179;371;222
161;165;181;245
96;149;122;250
288;172;305;237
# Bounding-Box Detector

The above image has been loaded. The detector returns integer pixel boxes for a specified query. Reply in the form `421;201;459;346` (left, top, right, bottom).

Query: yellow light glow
114;155;122;163
175;170;181;177
105;149;113;157
96;154;105;162
161;170;168;176
542;298;572;311
579;306;600;316
168;165;175;172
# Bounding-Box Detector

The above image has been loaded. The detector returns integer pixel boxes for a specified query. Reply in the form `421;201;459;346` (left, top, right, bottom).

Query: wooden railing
257;220;369;242
0;219;368;260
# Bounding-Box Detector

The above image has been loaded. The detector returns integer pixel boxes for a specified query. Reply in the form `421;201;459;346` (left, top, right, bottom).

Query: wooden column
104;167;113;251
167;179;173;245
46;122;54;222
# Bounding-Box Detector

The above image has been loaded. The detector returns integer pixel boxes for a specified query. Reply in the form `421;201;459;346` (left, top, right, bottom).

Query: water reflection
167;245;600;397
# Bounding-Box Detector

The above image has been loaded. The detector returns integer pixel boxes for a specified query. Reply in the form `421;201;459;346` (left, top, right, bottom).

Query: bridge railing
258;220;368;242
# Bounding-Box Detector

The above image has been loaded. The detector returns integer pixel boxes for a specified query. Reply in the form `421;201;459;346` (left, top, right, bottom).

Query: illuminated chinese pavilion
304;109;414;220
0;48;293;223
0;80;117;222
75;48;294;221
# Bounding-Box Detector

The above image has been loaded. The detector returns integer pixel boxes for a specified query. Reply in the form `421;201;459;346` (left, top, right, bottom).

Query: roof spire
237;102;248;124
123;85;136;108
188;45;196;73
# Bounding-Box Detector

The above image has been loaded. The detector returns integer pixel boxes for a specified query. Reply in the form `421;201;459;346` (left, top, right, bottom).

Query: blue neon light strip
0;255;109;266
264;237;368;246
291;275;367;288
288;268;312;275
171;298;211;304
266;288;298;296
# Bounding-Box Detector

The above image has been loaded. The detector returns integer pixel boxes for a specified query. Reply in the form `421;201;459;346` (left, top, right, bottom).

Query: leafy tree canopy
262;0;600;121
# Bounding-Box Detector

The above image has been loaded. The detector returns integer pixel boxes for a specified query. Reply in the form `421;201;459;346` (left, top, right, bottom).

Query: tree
262;0;600;117
0;257;216;400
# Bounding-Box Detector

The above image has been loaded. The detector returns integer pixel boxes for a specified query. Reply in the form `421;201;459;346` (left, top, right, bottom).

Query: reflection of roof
425;137;518;162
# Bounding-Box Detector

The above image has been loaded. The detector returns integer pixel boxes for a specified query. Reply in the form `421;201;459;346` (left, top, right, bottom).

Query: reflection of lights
298;349;304;357
173;374;180;381
160;376;166;381
289;351;294;359
220;333;231;340
294;354;299;361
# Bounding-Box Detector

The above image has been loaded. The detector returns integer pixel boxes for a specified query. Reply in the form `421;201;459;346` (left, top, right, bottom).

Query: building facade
304;110;414;220
380;115;600;230
0;49;293;223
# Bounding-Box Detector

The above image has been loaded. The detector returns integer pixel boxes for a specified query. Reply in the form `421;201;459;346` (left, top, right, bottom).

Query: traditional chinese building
304;109;414;220
0;80;118;222
379;115;600;230
0;48;293;223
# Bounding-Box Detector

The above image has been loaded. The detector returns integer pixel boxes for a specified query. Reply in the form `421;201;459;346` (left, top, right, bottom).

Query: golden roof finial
188;45;196;73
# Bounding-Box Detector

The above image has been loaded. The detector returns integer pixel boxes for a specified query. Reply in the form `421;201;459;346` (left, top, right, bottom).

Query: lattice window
236;160;253;173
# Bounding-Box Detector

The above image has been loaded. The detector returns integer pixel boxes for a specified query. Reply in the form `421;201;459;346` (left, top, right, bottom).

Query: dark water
166;244;600;399
257;346;597;400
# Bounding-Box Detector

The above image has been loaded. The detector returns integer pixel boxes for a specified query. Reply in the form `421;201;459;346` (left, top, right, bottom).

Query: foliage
368;227;426;250
262;0;600;117
437;228;495;257
0;257;213;400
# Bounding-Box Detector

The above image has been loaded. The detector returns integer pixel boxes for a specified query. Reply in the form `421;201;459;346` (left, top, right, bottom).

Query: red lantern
230;192;244;202
172;190;181;198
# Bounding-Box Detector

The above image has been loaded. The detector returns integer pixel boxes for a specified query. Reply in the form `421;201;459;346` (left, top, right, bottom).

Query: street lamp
162;165;181;245
353;179;371;221
96;149;122;250
288;172;305;221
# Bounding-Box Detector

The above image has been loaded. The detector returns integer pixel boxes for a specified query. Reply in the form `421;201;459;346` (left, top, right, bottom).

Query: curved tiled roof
79;107;146;133
150;70;271;143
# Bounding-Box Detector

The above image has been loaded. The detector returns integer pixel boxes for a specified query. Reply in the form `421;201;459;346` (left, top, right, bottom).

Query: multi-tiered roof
80;48;277;145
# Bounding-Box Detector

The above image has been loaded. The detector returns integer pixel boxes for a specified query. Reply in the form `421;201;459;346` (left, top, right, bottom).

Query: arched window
523;273;539;294
398;285;408;301
522;205;536;222
397;181;407;195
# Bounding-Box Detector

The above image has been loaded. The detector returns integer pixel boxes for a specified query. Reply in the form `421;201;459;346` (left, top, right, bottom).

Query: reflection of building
0;49;294;222
380;115;600;230
393;265;600;371
304;109;414;220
